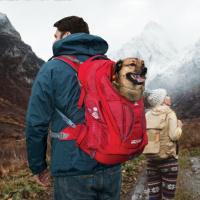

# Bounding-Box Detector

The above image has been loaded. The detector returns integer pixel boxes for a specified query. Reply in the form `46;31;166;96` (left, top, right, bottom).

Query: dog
112;58;147;102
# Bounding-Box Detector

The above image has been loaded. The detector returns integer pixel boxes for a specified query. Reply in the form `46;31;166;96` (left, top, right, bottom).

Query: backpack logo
131;138;142;144
91;107;100;119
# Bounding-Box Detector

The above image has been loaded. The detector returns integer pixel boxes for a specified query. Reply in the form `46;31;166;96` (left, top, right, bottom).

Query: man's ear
62;31;71;38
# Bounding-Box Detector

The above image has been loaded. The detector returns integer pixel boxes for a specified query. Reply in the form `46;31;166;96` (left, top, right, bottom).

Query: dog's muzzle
126;72;146;85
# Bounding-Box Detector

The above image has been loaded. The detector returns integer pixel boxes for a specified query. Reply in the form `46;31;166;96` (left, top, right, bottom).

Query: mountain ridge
109;21;200;119
0;13;44;110
0;13;21;40
0;13;44;141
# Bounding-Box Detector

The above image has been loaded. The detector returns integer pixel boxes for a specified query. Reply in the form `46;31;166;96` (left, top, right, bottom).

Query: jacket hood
146;105;172;130
150;105;172;116
52;33;108;57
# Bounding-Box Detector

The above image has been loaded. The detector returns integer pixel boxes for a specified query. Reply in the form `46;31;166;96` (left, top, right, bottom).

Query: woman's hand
177;120;183;128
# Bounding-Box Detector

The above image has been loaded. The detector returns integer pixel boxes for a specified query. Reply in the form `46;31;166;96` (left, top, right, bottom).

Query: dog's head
112;58;147;102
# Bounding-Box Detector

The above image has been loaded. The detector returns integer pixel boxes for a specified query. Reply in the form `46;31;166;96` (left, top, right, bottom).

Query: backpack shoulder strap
77;55;111;109
53;55;82;72
155;111;174;142
55;108;76;128
164;110;175;123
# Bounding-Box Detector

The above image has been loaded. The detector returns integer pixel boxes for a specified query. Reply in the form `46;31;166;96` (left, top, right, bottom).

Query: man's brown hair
54;16;90;37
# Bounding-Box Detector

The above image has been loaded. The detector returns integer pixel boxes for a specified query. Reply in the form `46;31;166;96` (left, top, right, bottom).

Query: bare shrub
0;140;28;177
0;136;51;178
179;121;200;153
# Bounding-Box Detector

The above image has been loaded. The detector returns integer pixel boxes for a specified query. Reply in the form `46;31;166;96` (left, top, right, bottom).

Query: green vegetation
0;155;146;200
175;187;195;200
0;161;53;200
178;158;188;168
178;149;200;169
180;149;200;157
121;155;146;199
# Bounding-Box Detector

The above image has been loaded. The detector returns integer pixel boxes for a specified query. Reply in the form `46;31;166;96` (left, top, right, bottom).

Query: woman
143;89;183;200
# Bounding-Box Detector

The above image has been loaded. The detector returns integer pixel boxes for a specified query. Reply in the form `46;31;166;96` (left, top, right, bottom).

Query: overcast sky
0;0;200;61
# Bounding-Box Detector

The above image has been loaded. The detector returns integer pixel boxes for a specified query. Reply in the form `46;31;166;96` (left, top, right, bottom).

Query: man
26;16;122;200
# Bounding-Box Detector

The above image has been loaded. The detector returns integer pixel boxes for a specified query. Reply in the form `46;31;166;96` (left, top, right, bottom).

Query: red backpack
50;55;148;164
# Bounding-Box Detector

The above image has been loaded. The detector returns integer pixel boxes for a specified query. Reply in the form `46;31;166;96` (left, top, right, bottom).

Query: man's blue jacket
26;33;121;177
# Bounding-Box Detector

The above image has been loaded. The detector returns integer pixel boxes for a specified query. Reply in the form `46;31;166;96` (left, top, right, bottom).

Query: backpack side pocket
143;141;160;154
165;141;176;155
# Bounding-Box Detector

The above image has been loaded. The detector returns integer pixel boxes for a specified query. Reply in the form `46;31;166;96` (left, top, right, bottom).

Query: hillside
0;12;44;140
0;12;44;177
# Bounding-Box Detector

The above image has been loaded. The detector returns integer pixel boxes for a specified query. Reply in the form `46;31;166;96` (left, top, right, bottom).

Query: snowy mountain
148;39;200;119
109;21;200;119
0;13;44;110
109;21;178;82
0;13;21;40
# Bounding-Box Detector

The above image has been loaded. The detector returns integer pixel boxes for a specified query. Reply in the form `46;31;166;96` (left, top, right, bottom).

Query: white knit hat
143;89;167;106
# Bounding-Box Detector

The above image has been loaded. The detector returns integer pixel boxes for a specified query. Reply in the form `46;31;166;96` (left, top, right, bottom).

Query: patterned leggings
146;157;178;200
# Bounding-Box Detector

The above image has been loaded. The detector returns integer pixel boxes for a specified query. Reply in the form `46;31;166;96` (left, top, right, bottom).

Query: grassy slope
0;121;200;200
2;150;200;200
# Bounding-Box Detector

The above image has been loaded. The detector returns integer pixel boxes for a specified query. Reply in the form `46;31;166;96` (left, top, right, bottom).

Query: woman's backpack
143;111;176;160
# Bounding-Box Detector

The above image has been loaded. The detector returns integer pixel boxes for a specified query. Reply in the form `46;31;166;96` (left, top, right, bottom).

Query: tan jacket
143;105;182;160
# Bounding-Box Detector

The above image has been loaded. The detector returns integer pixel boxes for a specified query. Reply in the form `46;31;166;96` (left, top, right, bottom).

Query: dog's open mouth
126;73;145;85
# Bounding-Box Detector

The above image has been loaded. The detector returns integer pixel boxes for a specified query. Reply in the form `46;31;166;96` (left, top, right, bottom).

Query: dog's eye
125;63;136;67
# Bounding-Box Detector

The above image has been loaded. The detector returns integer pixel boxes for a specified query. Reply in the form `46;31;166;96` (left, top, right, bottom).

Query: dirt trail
130;164;149;200
130;156;200;200
178;156;200;200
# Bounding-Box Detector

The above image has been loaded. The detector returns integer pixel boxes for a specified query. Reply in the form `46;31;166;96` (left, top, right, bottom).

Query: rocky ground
176;156;200;200
130;165;149;200
128;154;200;200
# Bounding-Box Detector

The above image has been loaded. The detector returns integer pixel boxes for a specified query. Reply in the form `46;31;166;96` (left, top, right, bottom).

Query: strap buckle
49;130;69;140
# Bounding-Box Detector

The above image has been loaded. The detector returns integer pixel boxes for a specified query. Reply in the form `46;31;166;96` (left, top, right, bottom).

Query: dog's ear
114;59;123;74
141;60;147;77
